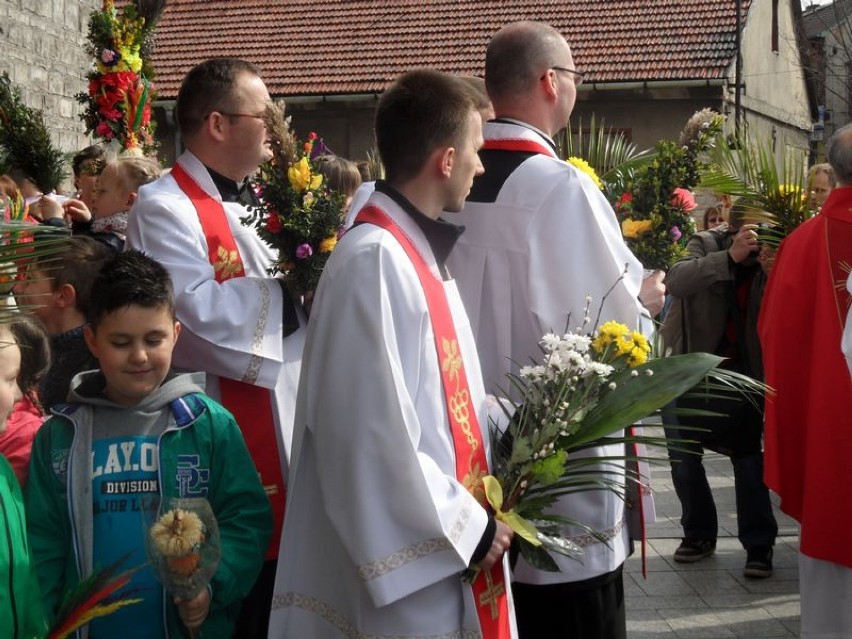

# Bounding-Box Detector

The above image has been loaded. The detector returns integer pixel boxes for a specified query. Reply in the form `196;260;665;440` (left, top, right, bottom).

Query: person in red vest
126;58;305;638
269;69;515;639
759;123;852;637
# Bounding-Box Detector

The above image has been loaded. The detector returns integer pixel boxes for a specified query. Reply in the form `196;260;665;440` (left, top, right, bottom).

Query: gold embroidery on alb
478;571;506;620
213;245;244;279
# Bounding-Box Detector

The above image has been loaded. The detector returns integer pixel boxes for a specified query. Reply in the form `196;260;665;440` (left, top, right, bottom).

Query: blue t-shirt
89;435;164;639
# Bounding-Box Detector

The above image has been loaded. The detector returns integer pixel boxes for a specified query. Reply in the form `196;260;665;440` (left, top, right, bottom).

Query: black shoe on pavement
673;538;717;563
743;545;774;579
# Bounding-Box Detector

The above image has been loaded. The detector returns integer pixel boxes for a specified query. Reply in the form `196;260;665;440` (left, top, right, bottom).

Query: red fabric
759;187;852;567
482;138;555;157
171;162;285;561
0;396;45;486
356;205;512;639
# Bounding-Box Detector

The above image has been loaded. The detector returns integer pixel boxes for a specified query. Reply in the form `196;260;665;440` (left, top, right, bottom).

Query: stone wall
0;0;100;168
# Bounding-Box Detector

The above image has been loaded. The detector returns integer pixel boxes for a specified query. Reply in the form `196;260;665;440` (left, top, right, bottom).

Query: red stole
482;136;556;158
356;204;511;639
759;187;852;567
171;162;286;560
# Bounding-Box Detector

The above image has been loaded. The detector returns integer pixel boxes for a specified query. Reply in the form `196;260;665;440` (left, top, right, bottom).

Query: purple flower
670;226;683;242
296;243;313;259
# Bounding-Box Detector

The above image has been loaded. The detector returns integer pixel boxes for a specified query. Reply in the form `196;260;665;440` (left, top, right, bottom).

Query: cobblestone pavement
625;429;800;638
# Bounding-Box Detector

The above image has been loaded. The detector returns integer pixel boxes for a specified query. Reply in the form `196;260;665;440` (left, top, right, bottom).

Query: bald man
445;21;664;639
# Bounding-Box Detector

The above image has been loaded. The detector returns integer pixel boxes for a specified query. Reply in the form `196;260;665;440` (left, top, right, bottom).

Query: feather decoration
46;554;144;639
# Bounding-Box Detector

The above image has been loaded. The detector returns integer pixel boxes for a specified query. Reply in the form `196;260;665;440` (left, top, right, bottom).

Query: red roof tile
148;0;752;99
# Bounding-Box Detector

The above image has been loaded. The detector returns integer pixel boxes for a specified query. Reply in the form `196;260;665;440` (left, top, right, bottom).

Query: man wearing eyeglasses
126;57;305;639
445;21;664;639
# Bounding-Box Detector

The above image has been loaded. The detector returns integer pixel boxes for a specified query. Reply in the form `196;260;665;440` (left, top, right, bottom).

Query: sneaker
743;545;773;579
673;538;717;563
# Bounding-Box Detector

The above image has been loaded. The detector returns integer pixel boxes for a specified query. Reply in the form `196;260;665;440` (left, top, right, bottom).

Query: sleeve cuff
276;279;300;337
470;515;496;566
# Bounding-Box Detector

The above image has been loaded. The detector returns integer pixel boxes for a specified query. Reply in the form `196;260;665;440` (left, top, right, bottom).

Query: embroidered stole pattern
171;162;286;560
356;204;511;639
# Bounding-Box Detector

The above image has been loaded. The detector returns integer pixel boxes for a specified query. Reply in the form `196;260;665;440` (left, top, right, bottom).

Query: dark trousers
664;422;777;549
234;559;277;638
512;566;626;639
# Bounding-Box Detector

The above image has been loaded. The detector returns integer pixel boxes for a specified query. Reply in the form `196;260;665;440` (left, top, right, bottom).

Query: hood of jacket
66;369;206;414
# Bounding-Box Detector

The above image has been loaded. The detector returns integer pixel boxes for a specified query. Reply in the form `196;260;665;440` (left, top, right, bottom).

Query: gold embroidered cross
478;571;505;620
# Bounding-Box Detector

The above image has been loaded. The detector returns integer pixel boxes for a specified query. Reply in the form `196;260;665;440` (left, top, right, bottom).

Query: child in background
0;322;47;638
26;250;272;639
13;236;112;410
65;155;162;251
0;315;51;485
314;154;362;217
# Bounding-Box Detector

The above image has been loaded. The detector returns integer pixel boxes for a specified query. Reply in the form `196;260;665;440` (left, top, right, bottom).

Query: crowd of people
0;18;850;639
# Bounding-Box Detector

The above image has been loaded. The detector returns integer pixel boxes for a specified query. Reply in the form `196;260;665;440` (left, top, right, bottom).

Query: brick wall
0;0;101;173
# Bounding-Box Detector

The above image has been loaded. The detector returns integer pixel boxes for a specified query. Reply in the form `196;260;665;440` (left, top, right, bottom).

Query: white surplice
444;120;649;585
269;190;516;638
126;151;305;465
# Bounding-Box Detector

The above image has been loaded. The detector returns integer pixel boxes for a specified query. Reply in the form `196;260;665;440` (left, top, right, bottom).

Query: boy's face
0;333;22;432
84;304;181;407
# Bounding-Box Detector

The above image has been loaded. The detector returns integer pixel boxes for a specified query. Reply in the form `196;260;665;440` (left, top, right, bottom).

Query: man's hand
639;269;666;317
175;588;211;630
728;224;759;264
478;520;514;571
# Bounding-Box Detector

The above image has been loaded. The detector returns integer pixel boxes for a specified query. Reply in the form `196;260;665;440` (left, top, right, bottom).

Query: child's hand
62;199;92;223
175;588;211;630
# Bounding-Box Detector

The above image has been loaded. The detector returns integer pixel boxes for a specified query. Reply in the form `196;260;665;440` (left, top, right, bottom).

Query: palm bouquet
700;133;811;248
242;103;346;299
483;295;765;571
614;109;726;270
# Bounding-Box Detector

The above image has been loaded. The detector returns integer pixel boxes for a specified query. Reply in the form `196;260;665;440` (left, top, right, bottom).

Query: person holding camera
660;201;778;578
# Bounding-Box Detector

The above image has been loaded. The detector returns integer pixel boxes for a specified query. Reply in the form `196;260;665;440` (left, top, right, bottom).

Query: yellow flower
567;157;603;190
615;336;633;356
122;51;143;73
288;157;323;192
318;235;337;253
630;331;651;354
627;346;648;367
621;218;653;239
592;321;630;353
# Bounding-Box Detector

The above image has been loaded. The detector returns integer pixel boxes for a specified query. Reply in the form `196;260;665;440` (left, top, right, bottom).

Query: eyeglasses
217;111;266;121
542;66;585;85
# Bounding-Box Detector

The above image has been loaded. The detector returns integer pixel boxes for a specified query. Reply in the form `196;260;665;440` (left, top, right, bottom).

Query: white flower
645;369;654;376
630;370;639;377
608;382;617;390
540;333;561;352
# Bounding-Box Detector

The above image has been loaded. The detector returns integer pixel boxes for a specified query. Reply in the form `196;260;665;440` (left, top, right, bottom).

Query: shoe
673;538;716;563
743;545;773;579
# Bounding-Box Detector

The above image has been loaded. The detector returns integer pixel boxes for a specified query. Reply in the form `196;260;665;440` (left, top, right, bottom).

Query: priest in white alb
444;22;664;639
269;70;516;638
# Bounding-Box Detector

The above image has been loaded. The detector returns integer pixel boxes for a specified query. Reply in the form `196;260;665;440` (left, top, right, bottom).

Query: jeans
664;420;778;549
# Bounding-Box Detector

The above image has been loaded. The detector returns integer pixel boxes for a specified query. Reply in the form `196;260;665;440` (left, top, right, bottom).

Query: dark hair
87;250;175;328
30;236;112;317
458;76;492;116
176;57;262;138
376;70;476;184
314;155;362;198
8;314;50;408
72;145;106;178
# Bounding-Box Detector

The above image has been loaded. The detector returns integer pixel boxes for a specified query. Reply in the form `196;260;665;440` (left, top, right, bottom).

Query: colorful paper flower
671;187;697;212
621;218;653;238
296;243;313;259
567;156;603;190
288;157;323;192
318;236;337;253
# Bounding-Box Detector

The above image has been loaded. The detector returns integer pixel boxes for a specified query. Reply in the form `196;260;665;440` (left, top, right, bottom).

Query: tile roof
802;0;852;38
148;0;752;100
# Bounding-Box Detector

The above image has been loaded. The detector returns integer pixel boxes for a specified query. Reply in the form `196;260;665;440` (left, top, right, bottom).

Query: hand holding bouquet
484;297;765;572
